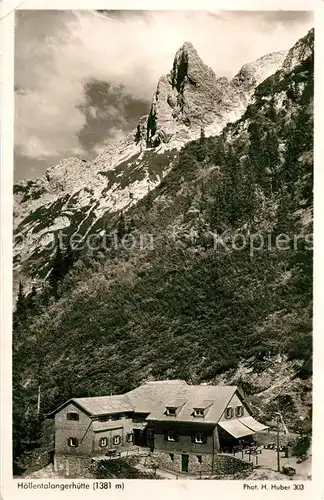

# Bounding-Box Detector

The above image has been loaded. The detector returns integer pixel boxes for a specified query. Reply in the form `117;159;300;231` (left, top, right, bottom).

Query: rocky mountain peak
170;41;213;92
144;41;288;149
145;43;235;147
282;28;314;74
231;51;288;93
178;40;195;52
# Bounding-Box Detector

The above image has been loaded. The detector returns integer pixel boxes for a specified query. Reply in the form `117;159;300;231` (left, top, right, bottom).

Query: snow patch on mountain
14;32;312;279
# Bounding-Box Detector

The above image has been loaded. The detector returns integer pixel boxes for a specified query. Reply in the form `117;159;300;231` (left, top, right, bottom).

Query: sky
14;10;314;181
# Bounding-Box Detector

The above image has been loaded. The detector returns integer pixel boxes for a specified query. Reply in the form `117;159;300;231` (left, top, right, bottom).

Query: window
225;407;233;419
113;435;121;445
99;437;108;447
169;453;174;461
67;412;79;421
196;455;202;464
195;432;203;444
236;405;244;417
167;430;176;442
166;407;176;416
126;433;133;443
68;437;78;447
194;409;204;417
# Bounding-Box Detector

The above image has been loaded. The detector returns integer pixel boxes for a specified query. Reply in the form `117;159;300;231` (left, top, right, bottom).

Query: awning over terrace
218;419;255;439
239;416;268;433
218;415;268;438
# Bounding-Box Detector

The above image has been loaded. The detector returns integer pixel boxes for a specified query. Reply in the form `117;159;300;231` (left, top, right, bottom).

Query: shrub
91;458;157;479
292;436;311;458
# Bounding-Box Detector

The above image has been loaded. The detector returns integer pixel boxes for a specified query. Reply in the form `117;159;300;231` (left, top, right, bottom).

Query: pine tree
263;128;280;194
16;281;26;311
212;138;226;165
284;107;313;189
48;240;65;294
63;241;76;275
26;285;37;312
116;213;127;240
248;121;263;184
13;281;27;327
224;145;242;225
241;156;257;219
197;128;207;161
266;99;277;122
129;217;136;232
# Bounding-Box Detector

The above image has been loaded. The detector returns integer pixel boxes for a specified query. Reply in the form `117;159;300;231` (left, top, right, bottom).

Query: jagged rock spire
145;41;240;147
143;40;290;149
170;41;213;91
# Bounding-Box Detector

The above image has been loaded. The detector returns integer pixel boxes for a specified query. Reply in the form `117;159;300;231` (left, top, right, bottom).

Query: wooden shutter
191;433;196;443
174;431;179;442
164;431;168;441
202;434;208;444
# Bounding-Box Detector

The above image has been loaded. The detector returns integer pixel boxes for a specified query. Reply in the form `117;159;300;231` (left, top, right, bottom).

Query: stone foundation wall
149;451;213;475
148;451;252;477
215;454;252;476
54;455;93;478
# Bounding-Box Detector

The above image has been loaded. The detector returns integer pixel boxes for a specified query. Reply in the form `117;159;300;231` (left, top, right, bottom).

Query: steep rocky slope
14;43;287;283
13;29;313;471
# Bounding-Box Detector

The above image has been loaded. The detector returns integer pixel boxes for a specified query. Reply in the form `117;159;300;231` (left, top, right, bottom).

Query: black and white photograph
3;5;318;490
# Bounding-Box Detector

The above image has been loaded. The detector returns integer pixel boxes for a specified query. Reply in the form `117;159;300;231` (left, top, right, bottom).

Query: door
181;454;189;473
146;428;154;451
133;429;141;446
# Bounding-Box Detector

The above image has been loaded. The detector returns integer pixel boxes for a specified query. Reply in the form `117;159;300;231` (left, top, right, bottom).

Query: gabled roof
145;380;188;385
125;381;189;414
126;382;238;424
73;395;133;415
49;380;247;425
49;395;133;417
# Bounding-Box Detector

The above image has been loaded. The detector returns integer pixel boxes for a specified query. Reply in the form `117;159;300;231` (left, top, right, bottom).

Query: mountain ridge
13;40;294;286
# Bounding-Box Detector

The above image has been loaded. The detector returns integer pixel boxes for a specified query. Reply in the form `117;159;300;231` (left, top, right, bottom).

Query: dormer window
236;405;244;417
193;400;213;417
225;407;233;419
165;399;186;417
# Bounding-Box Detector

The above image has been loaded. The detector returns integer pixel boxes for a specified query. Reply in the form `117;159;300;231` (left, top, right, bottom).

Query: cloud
15;10;313;180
